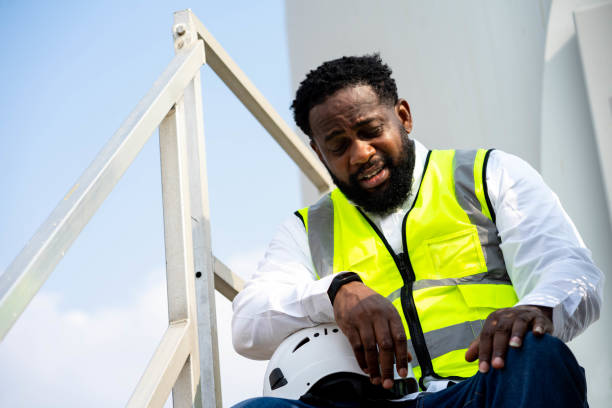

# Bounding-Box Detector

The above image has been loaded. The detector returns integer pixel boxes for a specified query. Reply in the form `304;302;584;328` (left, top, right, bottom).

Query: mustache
351;154;388;181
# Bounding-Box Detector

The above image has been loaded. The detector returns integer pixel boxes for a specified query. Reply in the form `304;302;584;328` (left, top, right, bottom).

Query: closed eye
359;125;383;139
325;135;350;155
329;140;349;155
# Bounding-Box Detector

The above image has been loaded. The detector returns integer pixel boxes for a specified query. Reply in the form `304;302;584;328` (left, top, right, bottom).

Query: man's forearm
231;274;336;359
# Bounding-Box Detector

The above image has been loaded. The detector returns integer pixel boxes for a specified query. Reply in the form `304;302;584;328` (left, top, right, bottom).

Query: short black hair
291;53;398;137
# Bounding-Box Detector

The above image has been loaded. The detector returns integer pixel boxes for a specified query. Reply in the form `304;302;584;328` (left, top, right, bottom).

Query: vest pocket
425;228;486;279
456;284;518;310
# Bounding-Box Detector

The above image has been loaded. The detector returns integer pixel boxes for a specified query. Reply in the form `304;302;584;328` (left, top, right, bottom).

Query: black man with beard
231;54;602;408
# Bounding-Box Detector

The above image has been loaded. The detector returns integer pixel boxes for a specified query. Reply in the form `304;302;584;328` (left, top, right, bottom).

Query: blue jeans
232;333;588;407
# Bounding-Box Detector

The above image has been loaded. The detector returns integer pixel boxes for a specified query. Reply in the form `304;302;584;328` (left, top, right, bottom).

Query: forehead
308;85;390;137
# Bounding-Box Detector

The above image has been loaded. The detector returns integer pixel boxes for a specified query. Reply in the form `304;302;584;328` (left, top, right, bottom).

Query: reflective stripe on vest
405;319;486;369
298;149;519;386
307;194;334;280
453;150;506;279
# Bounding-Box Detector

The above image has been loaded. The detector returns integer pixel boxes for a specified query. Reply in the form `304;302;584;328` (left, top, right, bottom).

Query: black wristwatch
327;272;363;305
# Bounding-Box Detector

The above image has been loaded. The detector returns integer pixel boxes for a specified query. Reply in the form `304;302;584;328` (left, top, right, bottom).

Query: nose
349;139;375;167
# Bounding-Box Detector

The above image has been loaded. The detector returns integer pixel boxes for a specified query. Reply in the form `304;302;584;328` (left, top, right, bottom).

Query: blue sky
0;1;298;406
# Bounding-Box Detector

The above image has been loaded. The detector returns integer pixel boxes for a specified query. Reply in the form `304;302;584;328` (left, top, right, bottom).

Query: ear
395;99;413;134
310;139;326;163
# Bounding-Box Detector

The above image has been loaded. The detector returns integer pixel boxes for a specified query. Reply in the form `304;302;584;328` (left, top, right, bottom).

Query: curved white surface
286;1;612;406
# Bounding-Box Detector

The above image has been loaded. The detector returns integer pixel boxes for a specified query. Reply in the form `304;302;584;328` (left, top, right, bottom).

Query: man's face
309;85;415;215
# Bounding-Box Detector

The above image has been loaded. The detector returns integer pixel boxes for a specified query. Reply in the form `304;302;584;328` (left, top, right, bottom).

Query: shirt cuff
301;274;337;323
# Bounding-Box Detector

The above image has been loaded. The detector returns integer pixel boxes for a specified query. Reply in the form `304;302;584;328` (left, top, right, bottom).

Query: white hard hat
263;323;417;401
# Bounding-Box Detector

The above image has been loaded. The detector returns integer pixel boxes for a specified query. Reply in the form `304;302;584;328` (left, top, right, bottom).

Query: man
231;54;603;407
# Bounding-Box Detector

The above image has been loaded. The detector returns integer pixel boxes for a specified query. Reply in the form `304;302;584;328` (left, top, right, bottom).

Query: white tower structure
285;1;612;406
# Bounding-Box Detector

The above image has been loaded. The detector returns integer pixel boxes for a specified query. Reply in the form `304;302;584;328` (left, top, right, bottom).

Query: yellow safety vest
296;149;518;389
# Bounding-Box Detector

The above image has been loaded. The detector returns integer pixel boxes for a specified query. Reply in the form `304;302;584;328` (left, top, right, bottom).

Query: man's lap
420;333;587;408
232;397;315;408
233;333;587;408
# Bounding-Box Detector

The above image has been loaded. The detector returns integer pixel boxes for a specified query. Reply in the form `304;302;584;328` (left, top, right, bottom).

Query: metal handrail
0;38;205;340
0;8;332;408
188;16;332;193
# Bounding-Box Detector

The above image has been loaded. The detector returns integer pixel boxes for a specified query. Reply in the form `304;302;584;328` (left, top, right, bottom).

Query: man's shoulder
485;149;540;176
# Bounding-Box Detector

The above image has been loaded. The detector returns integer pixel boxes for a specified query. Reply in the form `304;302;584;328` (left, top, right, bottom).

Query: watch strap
327;272;363;305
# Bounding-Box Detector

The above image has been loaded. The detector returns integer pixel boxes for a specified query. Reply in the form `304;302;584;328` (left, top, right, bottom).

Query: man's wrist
327;272;363;305
528;305;553;320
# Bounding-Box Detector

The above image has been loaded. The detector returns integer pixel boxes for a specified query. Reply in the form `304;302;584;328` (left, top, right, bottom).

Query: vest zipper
354;151;436;390
399;217;435;391
398;152;436;389
356;209;434;391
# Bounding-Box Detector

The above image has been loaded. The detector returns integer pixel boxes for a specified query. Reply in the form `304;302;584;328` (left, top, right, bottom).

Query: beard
329;128;416;216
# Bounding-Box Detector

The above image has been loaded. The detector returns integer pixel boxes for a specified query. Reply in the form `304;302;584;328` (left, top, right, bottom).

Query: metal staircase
0;9;332;407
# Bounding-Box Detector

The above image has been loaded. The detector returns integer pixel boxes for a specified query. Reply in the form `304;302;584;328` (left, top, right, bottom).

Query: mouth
357;164;389;190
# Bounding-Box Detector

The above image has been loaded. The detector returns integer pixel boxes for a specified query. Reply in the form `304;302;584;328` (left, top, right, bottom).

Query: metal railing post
0;9;332;407
158;99;200;407
173;10;222;408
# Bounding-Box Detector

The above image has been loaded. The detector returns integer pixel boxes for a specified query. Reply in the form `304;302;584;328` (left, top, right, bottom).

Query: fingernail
399;368;407;377
509;336;521;347
493;357;504;368
372;377;381;385
479;361;489;373
534;326;543;335
383;379;394;389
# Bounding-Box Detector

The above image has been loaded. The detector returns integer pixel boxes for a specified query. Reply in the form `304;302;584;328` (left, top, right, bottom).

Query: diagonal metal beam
213;256;244;301
126;321;193;408
0;42;206;341
181;10;333;194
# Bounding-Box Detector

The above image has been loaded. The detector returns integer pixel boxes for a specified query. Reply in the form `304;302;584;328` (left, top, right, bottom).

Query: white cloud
0;256;269;408
0;274;170;407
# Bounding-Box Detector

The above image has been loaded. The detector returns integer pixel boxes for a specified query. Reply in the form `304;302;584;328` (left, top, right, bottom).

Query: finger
374;320;395;389
509;316;529;348
360;325;381;385
532;314;553;337
491;325;511;369
346;328;367;373
477;318;497;373
389;314;409;376
465;337;480;362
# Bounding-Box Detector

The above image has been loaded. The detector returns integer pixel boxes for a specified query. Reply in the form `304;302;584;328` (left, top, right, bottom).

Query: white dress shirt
232;140;604;384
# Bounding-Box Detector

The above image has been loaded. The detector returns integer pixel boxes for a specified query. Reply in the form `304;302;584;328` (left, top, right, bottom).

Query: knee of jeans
235;397;311;408
231;397;260;408
523;332;561;348
520;332;568;362
517;332;587;391
232;397;284;408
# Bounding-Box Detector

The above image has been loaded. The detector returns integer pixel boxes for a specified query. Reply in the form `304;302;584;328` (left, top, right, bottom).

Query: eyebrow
323;118;377;142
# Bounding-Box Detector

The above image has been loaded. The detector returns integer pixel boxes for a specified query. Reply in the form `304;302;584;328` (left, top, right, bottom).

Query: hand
333;281;411;389
465;305;553;373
